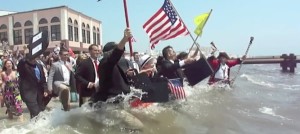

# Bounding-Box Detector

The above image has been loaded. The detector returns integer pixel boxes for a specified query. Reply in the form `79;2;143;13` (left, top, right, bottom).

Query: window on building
13;22;22;45
13;29;22;45
24;20;33;44
0;24;7;30
68;18;73;41
0;24;8;40
82;23;86;43
93;26;96;44
39;18;48;24
0;32;7;40
74;20;78;42
24;20;33;26
82;30;86;43
51;25;61;41
87;30;90;44
39;26;48;33
39;18;48;39
51;17;61;41
68;25;73;41
14;22;21;28
87;24;90;44
51;17;60;23
24;28;33;44
97;28;100;45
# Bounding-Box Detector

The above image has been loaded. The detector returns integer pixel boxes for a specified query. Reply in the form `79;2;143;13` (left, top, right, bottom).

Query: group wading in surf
0;0;256;131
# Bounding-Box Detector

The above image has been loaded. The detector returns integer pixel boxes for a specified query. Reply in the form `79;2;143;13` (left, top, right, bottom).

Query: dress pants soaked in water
24;91;45;118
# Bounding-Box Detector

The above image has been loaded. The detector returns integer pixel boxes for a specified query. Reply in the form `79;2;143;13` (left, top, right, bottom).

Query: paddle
210;41;218;51
230;36;254;85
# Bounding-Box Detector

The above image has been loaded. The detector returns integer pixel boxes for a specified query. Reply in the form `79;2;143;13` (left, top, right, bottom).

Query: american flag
168;78;186;100
143;0;189;49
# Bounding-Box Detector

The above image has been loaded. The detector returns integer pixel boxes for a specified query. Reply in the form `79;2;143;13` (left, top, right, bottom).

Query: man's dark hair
177;52;188;60
103;42;117;52
162;46;173;59
88;44;99;51
59;48;69;55
133;52;138;56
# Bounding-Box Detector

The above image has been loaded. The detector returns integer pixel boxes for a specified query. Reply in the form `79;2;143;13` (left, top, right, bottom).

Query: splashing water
1;64;300;134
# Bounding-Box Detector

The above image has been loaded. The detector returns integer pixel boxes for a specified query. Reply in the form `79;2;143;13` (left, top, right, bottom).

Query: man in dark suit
91;28;132;102
160;46;195;79
75;44;101;106
47;49;76;111
17;56;48;118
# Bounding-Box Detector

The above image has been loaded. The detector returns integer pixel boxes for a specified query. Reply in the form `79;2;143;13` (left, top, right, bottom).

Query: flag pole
168;0;201;51
168;0;214;75
188;9;213;55
168;0;206;56
123;0;134;58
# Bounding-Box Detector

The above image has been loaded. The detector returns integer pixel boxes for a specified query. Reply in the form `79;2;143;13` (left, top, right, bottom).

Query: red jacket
208;57;241;84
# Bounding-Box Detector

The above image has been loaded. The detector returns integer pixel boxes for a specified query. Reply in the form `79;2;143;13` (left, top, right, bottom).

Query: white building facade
0;6;102;52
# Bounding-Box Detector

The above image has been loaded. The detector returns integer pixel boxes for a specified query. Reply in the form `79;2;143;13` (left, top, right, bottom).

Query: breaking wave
240;74;275;88
259;107;291;120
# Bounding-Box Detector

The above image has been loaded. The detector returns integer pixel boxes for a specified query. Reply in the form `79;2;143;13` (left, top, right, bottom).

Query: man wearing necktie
17;56;48;118
75;44;101;107
47;49;76;111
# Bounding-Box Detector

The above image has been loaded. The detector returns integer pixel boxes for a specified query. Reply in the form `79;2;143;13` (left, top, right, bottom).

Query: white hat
139;55;154;69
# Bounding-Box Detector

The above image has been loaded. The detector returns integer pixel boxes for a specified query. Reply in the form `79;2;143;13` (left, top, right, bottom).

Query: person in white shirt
47;49;76;111
208;51;246;85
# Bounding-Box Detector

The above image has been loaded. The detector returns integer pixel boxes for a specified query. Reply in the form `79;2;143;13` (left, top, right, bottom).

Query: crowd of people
0;28;246;127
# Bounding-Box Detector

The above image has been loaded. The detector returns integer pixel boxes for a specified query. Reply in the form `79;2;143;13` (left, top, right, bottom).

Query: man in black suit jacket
160;46;195;80
75;44;101;106
17;57;48;118
91;28;132;102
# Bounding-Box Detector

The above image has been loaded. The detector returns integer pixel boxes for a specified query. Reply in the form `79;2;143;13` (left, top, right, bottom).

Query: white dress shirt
214;64;229;80
60;61;71;85
169;60;185;67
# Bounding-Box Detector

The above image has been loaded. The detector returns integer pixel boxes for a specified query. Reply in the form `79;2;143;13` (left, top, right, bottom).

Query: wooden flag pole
168;0;202;54
123;0;133;58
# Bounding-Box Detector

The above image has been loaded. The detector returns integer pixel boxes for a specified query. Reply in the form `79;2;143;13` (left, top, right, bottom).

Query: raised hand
123;28;132;42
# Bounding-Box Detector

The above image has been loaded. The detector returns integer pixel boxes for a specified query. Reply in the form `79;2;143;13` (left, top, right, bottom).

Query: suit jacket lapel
25;64;39;81
88;58;96;79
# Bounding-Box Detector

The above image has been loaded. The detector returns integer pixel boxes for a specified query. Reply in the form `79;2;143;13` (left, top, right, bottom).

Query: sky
1;0;299;56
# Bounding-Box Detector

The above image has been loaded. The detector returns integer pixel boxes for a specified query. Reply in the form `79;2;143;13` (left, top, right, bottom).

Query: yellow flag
194;10;212;36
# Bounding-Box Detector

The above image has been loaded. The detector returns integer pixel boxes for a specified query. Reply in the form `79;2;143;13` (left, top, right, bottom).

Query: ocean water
1;64;299;134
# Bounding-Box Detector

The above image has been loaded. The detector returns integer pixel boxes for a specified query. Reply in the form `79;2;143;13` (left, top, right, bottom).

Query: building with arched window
0;6;102;52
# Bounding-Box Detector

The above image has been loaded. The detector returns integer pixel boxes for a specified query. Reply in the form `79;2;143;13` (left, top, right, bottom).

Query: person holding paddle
208;51;246;85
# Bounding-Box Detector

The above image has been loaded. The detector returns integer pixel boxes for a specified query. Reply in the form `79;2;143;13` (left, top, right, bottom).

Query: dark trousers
24;92;45;118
